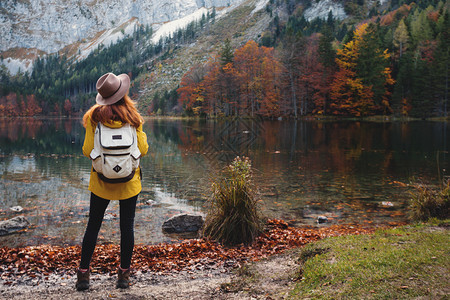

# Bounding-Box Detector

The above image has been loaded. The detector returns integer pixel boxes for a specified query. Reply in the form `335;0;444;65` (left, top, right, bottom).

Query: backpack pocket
101;153;135;179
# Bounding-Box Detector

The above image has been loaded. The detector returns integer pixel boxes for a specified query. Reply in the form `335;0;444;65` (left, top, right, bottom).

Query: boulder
162;214;204;233
317;216;328;224
10;206;23;212
0;216;30;236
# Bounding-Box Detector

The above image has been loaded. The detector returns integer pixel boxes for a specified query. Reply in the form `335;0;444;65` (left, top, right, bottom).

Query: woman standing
76;73;148;290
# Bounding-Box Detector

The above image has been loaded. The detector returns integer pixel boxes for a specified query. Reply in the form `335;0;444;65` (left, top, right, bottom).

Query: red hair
83;95;143;128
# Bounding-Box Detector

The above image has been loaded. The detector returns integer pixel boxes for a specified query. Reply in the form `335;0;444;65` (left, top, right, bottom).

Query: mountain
4;0;445;119
0;0;244;74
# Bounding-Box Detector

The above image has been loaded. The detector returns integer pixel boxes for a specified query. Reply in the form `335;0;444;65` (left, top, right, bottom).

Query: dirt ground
0;249;301;300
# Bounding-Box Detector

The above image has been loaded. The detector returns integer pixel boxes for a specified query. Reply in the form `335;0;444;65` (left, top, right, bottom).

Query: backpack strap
93;168;136;183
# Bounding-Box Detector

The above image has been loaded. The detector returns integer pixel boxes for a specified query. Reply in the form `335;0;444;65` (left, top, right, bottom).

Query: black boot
116;267;131;289
75;268;90;291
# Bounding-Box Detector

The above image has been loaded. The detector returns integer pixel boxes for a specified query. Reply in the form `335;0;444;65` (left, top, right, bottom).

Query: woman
76;72;148;290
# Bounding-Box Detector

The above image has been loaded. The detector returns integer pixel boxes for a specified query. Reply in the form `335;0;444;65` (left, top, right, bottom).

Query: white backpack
90;123;141;183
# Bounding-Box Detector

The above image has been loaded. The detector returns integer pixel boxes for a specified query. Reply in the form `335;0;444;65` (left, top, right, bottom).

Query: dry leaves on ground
0;219;395;285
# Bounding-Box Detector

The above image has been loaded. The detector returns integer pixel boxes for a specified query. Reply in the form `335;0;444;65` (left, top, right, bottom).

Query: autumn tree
177;63;210;115
179;40;282;117
199;39;241;116
393;19;409;58
202;58;224;116
233;40;282;117
330;23;394;116
64;99;72;116
0;93;19;117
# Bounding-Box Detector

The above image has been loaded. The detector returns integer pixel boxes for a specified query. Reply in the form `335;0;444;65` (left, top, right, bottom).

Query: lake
0;118;448;248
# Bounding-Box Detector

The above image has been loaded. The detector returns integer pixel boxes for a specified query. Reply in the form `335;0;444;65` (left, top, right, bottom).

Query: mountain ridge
0;0;354;75
0;0;245;74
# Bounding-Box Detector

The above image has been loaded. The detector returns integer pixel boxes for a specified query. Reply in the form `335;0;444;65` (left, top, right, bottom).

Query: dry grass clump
409;179;450;221
203;156;263;246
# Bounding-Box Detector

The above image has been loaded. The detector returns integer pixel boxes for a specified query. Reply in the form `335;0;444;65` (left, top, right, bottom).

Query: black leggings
79;193;137;270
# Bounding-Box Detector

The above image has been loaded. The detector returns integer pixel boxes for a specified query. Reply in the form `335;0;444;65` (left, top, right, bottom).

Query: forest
0;0;448;119
0;8;216;117
178;1;449;118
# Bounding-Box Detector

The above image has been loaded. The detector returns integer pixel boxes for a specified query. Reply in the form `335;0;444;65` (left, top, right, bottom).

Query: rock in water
10;206;23;212
103;213;116;220
0;216;30;236
317;216;328;224
162;214;204;233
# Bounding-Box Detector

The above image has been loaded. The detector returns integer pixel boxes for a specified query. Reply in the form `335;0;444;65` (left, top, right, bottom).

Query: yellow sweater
82;118;149;200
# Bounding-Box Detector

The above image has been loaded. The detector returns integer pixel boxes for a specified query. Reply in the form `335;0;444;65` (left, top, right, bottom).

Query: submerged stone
317;216;328;224
0;216;30;236
162;214;204;233
10;206;23;212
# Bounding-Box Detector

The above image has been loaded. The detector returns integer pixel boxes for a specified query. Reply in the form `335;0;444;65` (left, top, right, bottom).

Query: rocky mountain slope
0;0;358;76
134;0;273;107
0;0;244;74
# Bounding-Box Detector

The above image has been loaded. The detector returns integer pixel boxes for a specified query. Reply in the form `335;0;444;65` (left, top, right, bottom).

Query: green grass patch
291;224;450;299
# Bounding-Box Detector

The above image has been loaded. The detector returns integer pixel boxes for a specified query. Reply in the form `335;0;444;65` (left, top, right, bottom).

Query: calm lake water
0;118;449;248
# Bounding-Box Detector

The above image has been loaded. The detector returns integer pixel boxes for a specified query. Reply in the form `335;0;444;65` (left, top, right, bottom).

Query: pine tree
318;26;336;68
357;23;395;113
410;9;434;47
431;10;449;116
220;39;234;67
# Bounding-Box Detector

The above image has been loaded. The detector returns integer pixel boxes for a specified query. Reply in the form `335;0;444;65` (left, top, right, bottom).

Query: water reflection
0;118;448;248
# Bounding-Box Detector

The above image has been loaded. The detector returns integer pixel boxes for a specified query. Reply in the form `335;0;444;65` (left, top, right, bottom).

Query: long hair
83;94;143;128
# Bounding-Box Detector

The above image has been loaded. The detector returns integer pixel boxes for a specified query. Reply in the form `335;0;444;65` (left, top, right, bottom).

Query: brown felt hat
95;73;130;105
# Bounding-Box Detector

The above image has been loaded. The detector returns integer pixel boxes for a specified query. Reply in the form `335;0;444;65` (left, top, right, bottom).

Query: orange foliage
177;63;210;115
330;24;394;116
178;41;283;117
380;4;412;26
233;41;282;117
0;93;42;117
299;34;335;115
63;99;72;116
418;40;438;62
427;10;440;22
330;25;374;116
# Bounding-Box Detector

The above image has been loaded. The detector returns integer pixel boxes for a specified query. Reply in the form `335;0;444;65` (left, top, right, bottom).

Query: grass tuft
409;179;450;221
203;156;263;246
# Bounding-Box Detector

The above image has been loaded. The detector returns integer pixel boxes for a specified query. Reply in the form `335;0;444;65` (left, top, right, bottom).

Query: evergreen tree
357;24;394;113
326;10;335;30
410;8;434;47
220;39;234;66
318;26;336;68
431;10;449;116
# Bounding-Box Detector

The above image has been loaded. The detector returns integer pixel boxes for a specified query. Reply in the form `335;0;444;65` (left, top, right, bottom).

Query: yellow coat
82;118;149;200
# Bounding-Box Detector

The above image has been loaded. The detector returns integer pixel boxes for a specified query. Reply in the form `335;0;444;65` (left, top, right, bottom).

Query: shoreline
0;220;390;299
4;221;446;300
1;115;449;122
